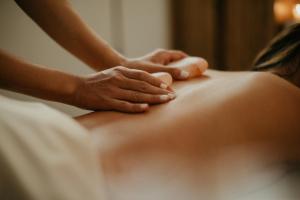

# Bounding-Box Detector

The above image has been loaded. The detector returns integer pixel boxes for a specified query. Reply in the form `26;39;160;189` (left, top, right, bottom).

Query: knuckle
103;76;112;83
170;67;180;75
115;101;130;112
159;52;167;57
112;73;124;82
129;104;139;111
121;102;138;112
113;66;126;71
139;82;150;92
153;48;166;57
131;92;141;101
152;95;161;102
100;98;113;109
136;71;146;79
119;101;130;109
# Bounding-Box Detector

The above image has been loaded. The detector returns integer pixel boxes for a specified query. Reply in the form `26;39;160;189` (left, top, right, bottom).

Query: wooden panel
171;0;217;67
171;0;276;70
224;0;276;70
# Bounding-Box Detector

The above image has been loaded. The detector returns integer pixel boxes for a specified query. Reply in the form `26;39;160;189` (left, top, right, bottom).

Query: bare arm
0;49;79;104
15;0;124;70
0;0;200;111
0;49;174;112
14;0;192;79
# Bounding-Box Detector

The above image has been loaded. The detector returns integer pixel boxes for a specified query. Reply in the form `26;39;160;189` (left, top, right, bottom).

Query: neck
268;64;300;88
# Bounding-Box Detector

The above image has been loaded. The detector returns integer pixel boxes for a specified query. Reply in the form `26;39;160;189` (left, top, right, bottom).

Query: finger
152;49;188;64
164;67;190;80
152;72;173;87
109;99;149;113
137;63;189;80
118;68;170;89
166;50;188;63
119;77;171;95
123;61;189;81
116;89;175;104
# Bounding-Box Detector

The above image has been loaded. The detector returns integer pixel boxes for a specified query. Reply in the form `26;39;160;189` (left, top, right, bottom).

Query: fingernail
160;95;169;101
168;93;177;99
160;83;168;89
140;104;148;109
179;71;189;79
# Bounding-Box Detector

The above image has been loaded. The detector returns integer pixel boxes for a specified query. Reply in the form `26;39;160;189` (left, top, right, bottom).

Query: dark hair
253;23;300;79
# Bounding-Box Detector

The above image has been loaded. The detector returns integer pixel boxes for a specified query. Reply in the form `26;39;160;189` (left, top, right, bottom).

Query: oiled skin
77;70;300;200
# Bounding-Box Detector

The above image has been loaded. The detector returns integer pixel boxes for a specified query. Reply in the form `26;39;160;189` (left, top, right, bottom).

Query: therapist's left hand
122;49;190;80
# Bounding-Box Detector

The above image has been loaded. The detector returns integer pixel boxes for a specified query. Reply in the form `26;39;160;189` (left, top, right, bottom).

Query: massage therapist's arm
14;0;190;79
0;50;174;112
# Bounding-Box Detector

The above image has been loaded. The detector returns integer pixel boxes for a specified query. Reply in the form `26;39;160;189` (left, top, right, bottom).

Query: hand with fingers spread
122;49;193;80
74;66;176;113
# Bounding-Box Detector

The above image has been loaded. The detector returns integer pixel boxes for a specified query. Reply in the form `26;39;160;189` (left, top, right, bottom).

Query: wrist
92;51;128;71
59;73;83;106
114;54;128;67
120;57;143;69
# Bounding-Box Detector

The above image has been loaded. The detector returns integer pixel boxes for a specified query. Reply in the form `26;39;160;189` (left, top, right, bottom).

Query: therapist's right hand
73;66;175;113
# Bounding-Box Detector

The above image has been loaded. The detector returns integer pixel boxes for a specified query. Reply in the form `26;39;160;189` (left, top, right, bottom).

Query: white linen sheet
0;95;106;200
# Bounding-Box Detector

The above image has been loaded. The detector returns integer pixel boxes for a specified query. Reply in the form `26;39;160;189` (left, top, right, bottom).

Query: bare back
77;70;300;200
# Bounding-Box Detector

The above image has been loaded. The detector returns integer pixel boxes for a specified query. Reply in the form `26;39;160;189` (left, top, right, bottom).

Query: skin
267;58;300;88
0;0;191;113
77;70;300;200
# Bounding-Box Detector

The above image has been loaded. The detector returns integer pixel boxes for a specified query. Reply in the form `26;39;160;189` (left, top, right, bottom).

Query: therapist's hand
123;49;190;80
74;66;175;113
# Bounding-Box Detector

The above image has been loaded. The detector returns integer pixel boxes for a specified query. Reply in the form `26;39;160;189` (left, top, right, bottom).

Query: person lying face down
76;24;300;200
0;23;299;200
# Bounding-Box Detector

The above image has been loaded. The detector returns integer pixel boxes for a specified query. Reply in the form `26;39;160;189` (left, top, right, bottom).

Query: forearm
15;0;125;70
0;49;79;104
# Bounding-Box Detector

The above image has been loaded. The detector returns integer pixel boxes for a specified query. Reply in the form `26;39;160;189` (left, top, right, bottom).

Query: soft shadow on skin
75;74;211;128
194;74;210;80
175;74;210;85
76;111;129;128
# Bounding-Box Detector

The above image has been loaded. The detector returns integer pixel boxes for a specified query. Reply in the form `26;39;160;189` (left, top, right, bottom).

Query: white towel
0;95;106;200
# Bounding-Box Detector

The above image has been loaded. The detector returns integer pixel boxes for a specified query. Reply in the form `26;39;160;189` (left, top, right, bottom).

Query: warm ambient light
274;1;293;23
274;0;300;24
293;4;300;20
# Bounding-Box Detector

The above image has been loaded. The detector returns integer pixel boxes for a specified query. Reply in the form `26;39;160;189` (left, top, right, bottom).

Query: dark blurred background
171;0;300;70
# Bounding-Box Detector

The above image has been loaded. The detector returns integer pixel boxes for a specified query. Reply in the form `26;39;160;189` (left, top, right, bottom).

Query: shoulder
232;71;300;120
232;72;299;96
200;70;300;106
211;71;300;122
